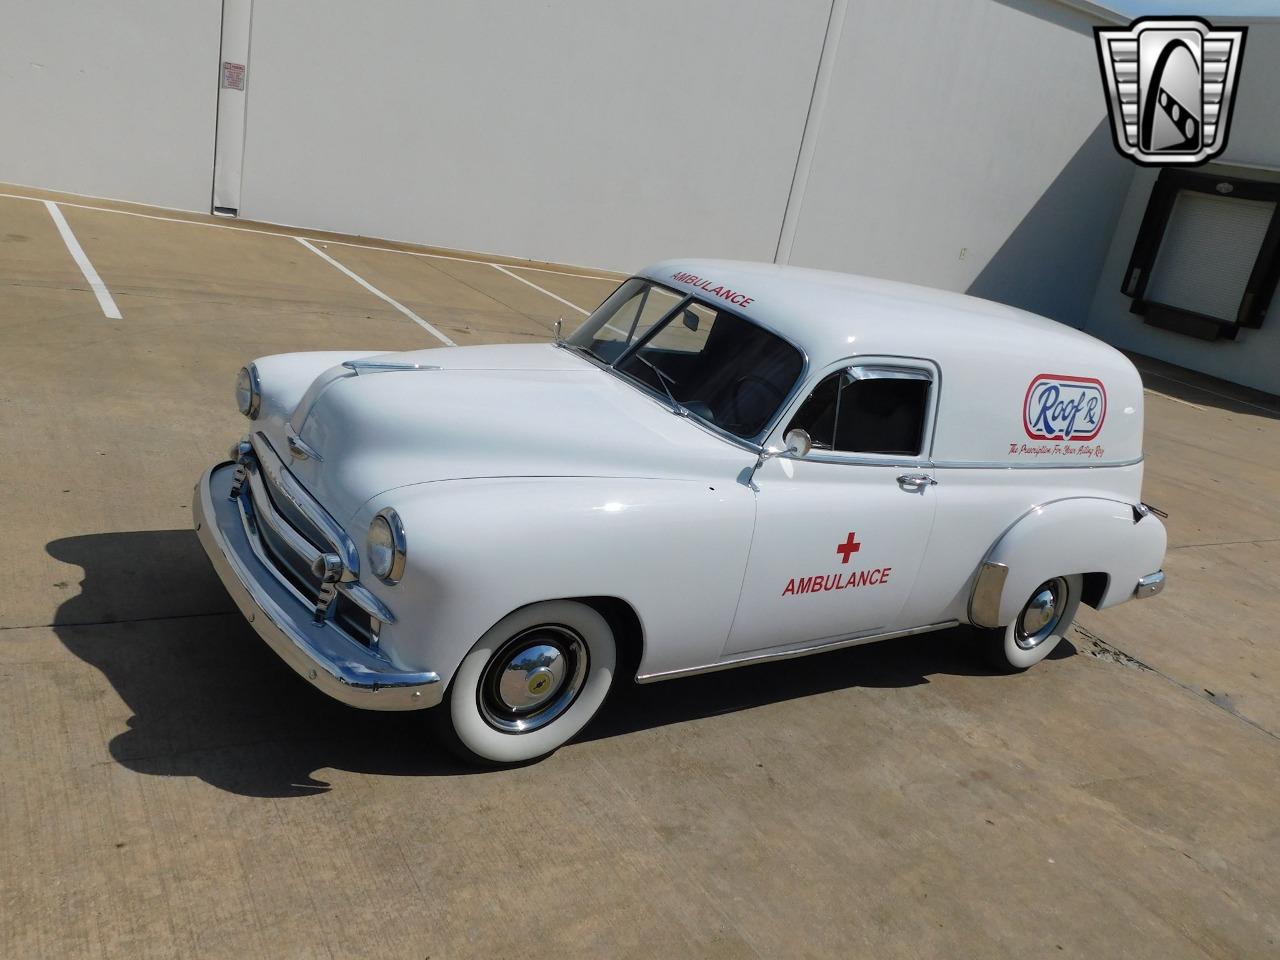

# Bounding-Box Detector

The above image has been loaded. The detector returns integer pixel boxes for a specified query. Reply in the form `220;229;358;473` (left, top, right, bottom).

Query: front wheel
435;600;617;765
981;574;1082;672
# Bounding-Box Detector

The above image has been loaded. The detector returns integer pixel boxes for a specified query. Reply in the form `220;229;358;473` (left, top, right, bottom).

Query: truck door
725;361;940;656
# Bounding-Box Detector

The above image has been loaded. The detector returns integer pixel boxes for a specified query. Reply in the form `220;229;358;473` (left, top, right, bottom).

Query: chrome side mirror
553;318;563;343
752;428;812;477
782;428;812;459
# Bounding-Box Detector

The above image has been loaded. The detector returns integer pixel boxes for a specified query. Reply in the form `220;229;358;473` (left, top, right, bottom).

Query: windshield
567;278;686;362
567;278;804;440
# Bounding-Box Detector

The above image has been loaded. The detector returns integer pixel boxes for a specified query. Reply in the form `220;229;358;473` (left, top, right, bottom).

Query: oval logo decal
1024;374;1107;441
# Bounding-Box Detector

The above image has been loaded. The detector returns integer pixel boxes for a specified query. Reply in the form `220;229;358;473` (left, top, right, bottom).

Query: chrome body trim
930;456;1145;470
238;363;262;419
636;620;959;683
969;561;1010;629
372;507;408;584
285;425;322;462
1134;570;1166;599
338;582;397;625
897;473;938;491
239;437;395;625
194;461;439;710
251;432;360;580
341;359;442;374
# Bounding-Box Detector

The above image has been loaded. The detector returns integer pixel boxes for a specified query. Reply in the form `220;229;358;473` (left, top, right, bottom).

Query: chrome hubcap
497;644;566;712
1014;578;1067;650
479;626;589;734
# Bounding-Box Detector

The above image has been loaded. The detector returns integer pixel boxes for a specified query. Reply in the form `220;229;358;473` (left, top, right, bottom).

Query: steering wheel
727;375;786;432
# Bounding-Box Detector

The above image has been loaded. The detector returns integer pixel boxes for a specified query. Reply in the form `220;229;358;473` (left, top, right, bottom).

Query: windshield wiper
631;354;687;415
560;340;603;363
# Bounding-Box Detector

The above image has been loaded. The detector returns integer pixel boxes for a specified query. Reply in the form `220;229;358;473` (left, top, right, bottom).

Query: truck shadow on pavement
48;530;1074;798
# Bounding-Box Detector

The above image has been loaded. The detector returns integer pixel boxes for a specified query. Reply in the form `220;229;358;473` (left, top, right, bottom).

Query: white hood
284;344;753;522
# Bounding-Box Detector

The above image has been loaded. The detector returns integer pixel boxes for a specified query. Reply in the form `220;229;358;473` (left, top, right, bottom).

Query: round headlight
235;364;261;419
367;509;406;584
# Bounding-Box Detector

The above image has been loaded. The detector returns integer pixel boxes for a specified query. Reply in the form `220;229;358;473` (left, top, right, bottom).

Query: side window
786;365;932;456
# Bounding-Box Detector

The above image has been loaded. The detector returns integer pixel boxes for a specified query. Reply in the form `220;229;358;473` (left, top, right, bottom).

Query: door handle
897;474;937;491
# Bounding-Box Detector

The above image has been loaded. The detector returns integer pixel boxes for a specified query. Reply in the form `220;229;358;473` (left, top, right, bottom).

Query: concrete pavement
1;184;1277;958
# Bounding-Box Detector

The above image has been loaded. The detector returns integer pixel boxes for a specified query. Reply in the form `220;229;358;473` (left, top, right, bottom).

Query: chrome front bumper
194;459;442;710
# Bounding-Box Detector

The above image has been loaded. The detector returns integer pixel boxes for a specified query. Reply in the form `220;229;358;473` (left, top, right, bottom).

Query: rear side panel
906;462;1148;624
981;497;1167;624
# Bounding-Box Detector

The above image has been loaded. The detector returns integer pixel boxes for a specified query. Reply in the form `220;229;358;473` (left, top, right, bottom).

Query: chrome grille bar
249;431;361;580
230;435;396;630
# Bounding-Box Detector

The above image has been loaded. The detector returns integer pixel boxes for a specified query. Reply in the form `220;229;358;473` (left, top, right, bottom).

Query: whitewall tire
983;574;1083;672
438;600;616;765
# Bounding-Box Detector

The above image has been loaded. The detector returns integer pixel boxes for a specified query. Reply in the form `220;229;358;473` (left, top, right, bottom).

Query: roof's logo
671;271;755;308
1095;17;1246;166
1024;375;1106;442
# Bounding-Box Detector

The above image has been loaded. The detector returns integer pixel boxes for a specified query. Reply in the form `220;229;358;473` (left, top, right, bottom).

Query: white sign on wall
221;61;246;91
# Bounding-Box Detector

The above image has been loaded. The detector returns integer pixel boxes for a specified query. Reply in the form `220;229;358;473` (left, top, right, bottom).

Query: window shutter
1145;191;1276;323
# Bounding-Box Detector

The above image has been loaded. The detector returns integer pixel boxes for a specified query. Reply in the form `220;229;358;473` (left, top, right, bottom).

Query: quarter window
786;366;931;456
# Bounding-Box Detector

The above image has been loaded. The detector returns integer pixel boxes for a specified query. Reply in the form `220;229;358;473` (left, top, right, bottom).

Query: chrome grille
254;512;375;645
233;435;384;647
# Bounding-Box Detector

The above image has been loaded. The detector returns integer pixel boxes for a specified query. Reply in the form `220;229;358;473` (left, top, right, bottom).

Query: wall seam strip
774;0;848;265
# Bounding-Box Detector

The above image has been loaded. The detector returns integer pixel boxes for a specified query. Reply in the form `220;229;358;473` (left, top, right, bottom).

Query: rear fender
969;497;1167;627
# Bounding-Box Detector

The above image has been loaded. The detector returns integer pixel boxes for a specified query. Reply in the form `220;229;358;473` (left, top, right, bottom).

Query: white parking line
296;238;456;346
0;190;620;282
490;263;590;316
325;238;621;283
43;200;122;319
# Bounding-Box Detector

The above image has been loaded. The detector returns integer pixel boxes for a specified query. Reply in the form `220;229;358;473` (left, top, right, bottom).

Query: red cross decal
836;532;861;564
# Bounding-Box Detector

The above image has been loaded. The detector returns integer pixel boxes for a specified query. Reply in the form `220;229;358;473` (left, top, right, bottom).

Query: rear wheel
435;600;616;765
982;574;1082;672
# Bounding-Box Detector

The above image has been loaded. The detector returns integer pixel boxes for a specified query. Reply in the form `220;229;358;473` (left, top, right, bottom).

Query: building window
1123;169;1280;341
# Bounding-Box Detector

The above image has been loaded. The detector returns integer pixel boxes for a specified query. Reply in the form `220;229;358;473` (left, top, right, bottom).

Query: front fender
349;476;756;686
970;497;1167;627
250;350;385;425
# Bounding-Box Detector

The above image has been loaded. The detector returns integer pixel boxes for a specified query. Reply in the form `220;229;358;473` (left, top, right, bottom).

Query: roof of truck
643;259;1112;367
642;259;1145;466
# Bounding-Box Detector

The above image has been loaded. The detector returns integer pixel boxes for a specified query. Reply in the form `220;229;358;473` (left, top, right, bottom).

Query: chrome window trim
800;452;933;469
768;355;941;464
